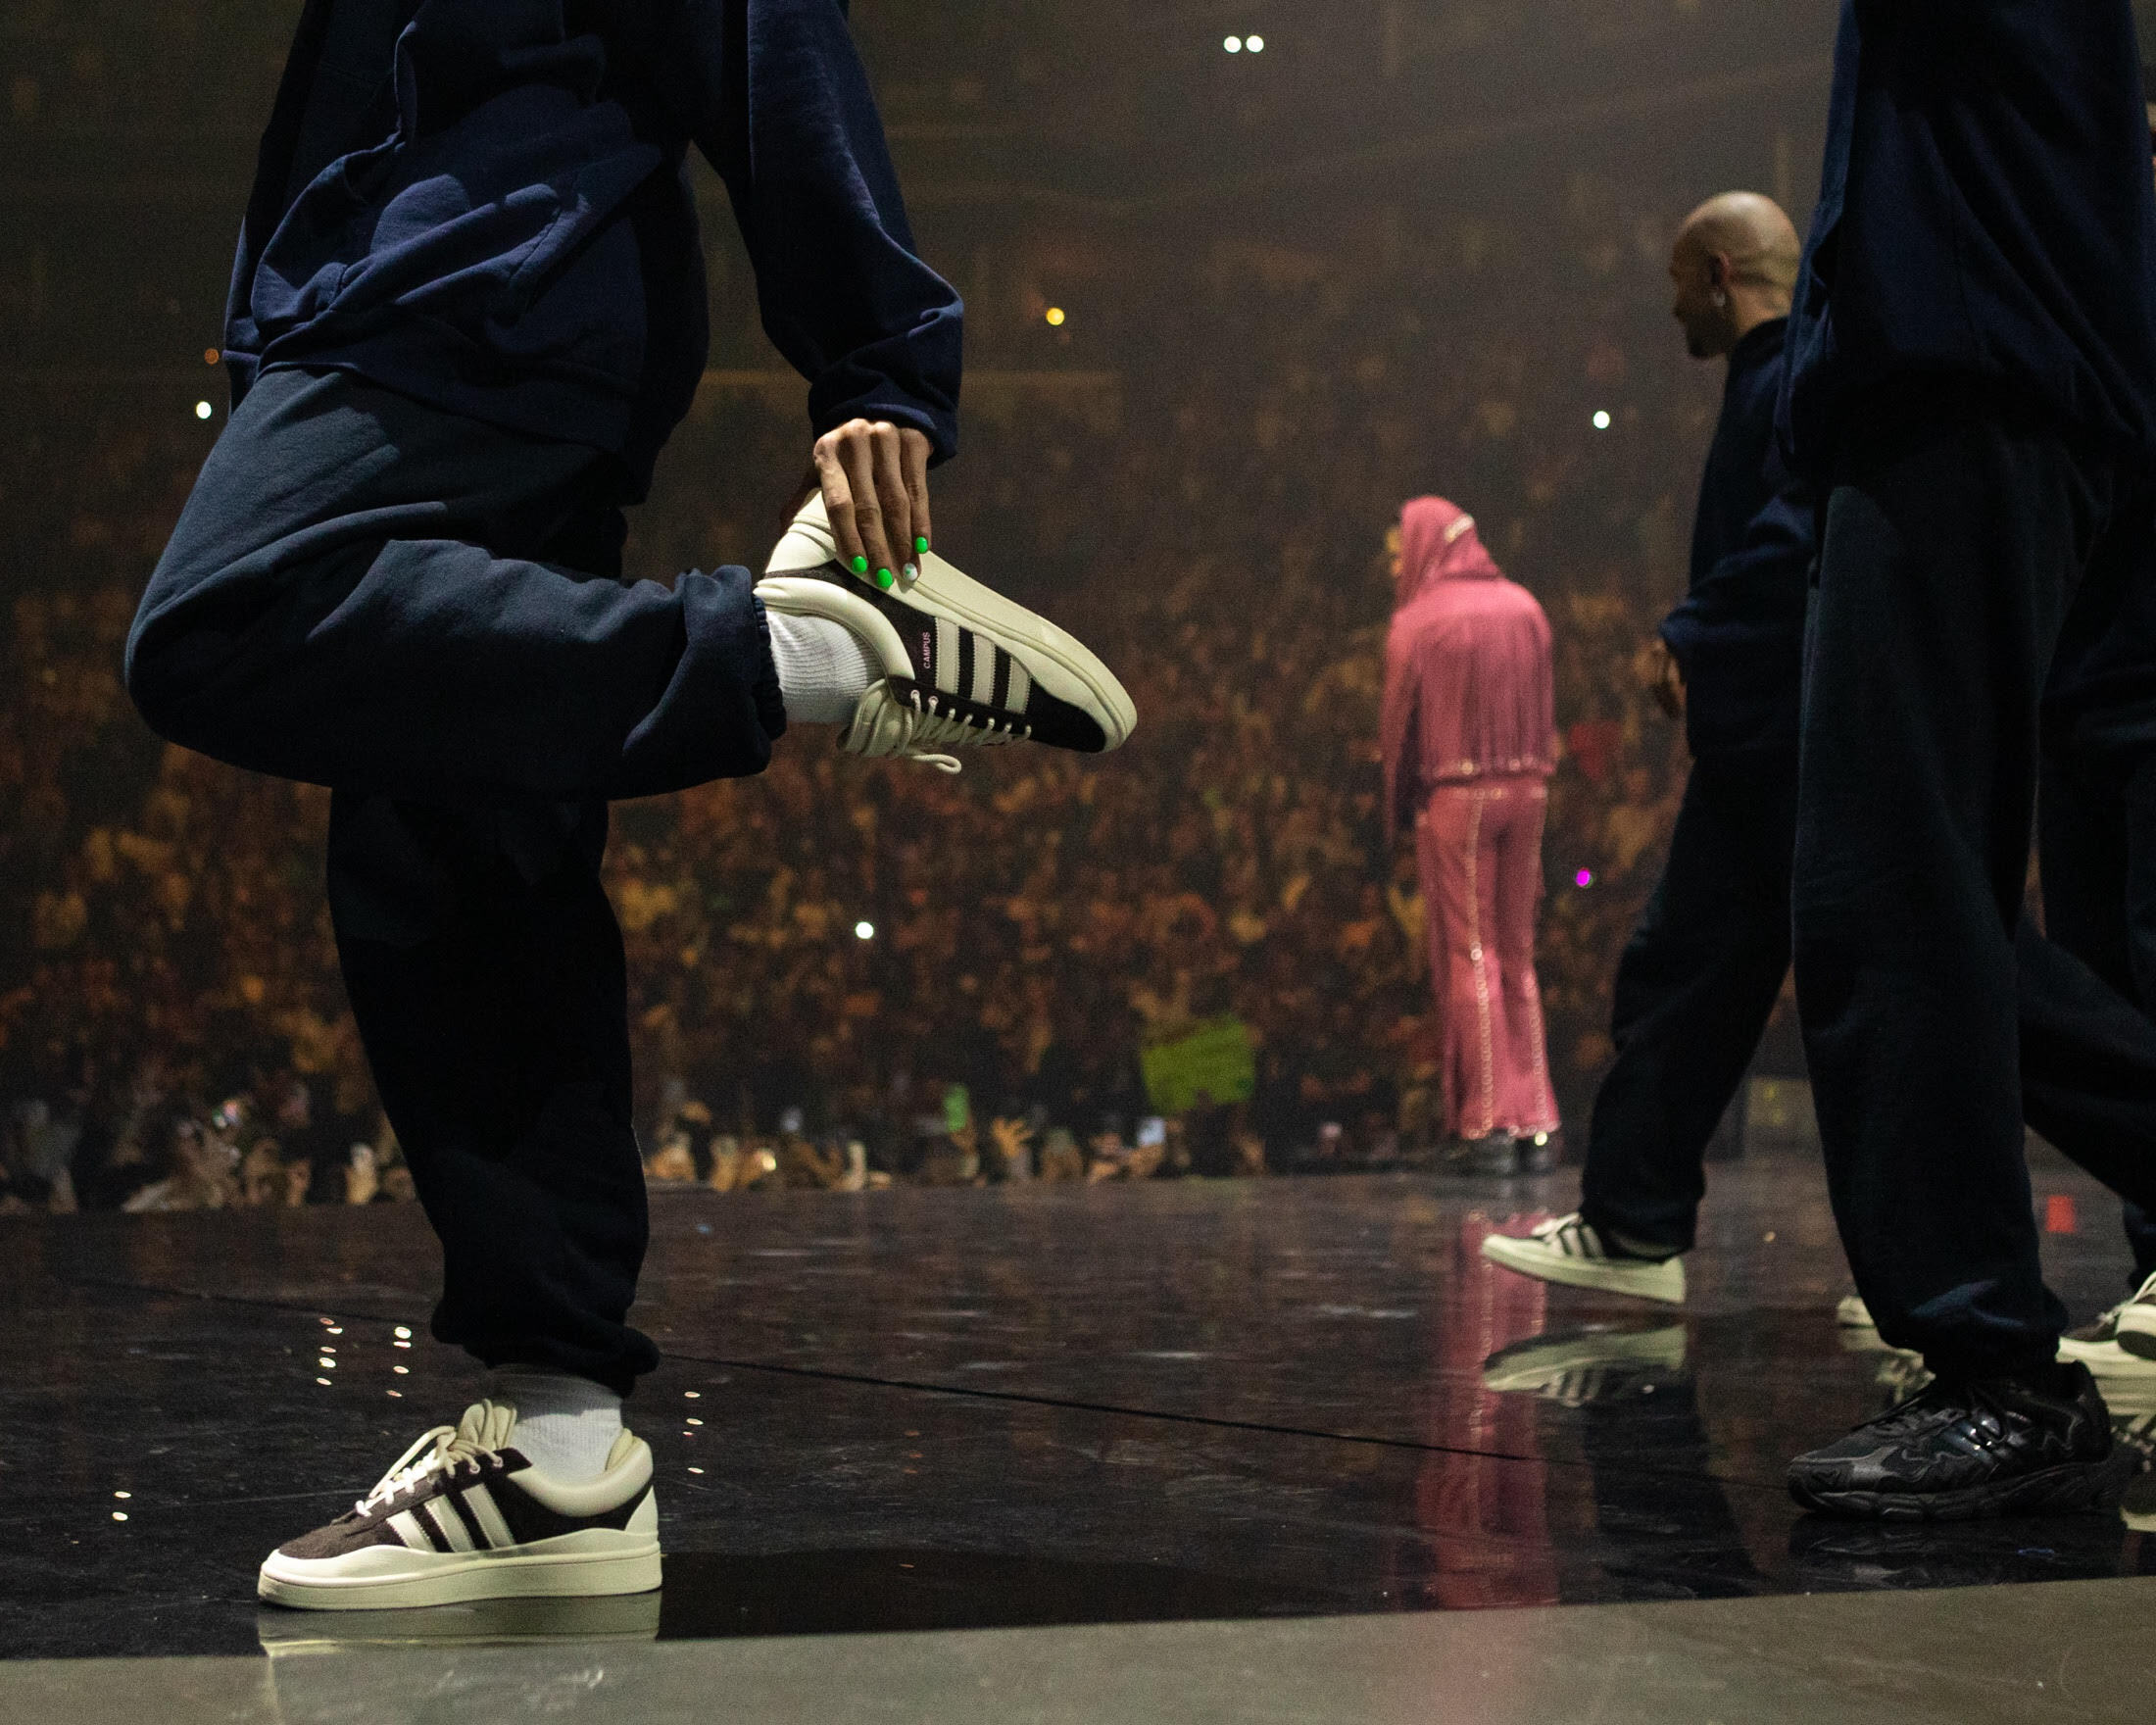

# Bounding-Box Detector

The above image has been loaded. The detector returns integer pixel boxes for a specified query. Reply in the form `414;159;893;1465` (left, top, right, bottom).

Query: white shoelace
353;1410;502;1518
851;686;1031;774
2092;1269;2156;1336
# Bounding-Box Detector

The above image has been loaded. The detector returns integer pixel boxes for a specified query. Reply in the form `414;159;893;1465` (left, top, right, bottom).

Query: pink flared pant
1416;775;1559;1140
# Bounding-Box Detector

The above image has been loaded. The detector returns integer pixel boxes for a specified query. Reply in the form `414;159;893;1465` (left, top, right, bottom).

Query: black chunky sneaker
759;494;1136;770
258;1401;661;1609
1786;1362;2134;1520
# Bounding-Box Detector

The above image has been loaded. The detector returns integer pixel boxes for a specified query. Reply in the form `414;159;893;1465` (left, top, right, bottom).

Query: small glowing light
318;1358;336;1370
1592;410;1611;430
687;1465;706;1475
112;1511;128;1522
1247;34;1265;52
393;1364;410;1375
316;1377;332;1387
1044;307;1066;328
387;1389;403;1399
686;1417;704;1427
325;1327;342;1336
1575;869;1594;888
684;1390;702;1400
1223;36;1242;53
855;920;875;940
393;1326;413;1339
203;348;220;366
393;1339;412;1350
114;1492;131;1501
194;401;213;420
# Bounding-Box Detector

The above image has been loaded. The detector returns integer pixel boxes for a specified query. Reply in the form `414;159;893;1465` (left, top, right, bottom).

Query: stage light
1247;34;1265;52
114;1492;130;1501
855;919;875;940
203;348;219;365
1044;307;1066;327
1224;35;1242;53
112;1511;128;1522
1575;869;1594;887
393;1326;412;1338
1592;410;1611;430
195;401;213;420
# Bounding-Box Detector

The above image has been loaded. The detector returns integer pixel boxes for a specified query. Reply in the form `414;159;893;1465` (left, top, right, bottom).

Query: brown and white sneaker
257;1401;660;1610
758;494;1136;771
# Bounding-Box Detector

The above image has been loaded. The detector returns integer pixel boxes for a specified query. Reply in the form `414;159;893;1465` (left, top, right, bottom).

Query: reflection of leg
1491;782;1558;1135
1581;763;1794;1254
329;793;659;1396
127;367;782;804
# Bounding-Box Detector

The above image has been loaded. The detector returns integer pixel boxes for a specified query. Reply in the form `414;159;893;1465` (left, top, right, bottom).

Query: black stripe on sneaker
956;627;976;707
410;1504;455;1552
442;1488;490;1550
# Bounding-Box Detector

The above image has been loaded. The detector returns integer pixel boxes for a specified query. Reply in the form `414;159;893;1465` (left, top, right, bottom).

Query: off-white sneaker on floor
258;1401;660;1610
1836;1294;1876;1329
1479;1213;1686;1305
2106;1271;2156;1364
1847;1282;2156;1376
759;494;1136;771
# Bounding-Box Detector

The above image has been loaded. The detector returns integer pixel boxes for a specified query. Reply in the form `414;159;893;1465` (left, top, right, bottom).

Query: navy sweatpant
1794;386;2154;1380
126;366;785;1395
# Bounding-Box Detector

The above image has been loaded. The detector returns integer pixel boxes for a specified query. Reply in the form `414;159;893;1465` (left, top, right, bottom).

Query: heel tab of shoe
756;576;912;680
766;493;838;575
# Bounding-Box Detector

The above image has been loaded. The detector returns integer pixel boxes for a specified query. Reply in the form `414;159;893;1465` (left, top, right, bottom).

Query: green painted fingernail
876;567;896;590
852;555;869;574
914;536;929;555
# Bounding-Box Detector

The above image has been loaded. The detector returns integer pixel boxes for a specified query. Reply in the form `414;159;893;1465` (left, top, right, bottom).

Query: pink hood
1381;497;1555;843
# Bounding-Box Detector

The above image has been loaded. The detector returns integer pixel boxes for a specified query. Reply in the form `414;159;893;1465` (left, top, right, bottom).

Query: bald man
1484;193;1814;1300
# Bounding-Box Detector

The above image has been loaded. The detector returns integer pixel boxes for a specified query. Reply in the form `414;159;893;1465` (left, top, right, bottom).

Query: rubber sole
1479;1233;1687;1305
1788;1443;2140;1522
258;1531;662;1611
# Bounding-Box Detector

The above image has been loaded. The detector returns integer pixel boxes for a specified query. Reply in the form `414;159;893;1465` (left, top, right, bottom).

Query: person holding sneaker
125;0;1131;1608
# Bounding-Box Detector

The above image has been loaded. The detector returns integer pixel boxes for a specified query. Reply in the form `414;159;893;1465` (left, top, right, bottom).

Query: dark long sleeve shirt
1781;0;2156;478
224;0;962;499
1659;319;1814;761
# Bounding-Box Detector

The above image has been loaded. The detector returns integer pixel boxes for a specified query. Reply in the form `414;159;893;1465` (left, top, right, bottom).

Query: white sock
765;610;878;725
489;1368;623;1482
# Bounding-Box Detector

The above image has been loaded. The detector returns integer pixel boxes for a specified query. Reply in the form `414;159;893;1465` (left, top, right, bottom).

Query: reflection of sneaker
1787;1364;2133;1520
1480;1212;1685;1305
760;496;1136;769
2101;1271;2156;1363
258;1588;662;1652
258;1402;661;1610
1480;1324;1688;1405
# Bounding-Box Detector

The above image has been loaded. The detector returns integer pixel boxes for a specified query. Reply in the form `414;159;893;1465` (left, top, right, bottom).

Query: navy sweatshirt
1659;319;1814;761
223;0;962;499
1781;0;2156;476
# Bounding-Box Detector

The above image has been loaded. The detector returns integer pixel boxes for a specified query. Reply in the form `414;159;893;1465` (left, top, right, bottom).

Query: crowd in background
0;172;1792;1213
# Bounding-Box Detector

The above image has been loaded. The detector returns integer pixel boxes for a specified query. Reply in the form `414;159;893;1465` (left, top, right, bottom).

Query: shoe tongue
456;1399;519;1453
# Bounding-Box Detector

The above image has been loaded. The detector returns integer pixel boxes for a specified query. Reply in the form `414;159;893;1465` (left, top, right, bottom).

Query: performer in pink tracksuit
1382;497;1560;1156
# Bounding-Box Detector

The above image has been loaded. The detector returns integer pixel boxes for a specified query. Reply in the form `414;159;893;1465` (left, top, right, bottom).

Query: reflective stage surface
4;1139;2153;1719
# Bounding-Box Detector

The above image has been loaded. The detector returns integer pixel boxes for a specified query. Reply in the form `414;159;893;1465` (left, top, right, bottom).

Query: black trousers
1793;389;2156;1379
127;368;785;1396
1581;746;2156;1274
1580;758;1796;1253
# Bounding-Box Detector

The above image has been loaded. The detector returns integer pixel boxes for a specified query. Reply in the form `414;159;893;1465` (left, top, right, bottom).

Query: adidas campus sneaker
258;1402;660;1610
1479;1212;1687;1305
2106;1271;2156;1365
759;495;1136;771
1848;1283;2156;1376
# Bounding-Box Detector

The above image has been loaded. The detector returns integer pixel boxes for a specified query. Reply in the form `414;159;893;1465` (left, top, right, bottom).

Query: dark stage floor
4;1134;2153;1720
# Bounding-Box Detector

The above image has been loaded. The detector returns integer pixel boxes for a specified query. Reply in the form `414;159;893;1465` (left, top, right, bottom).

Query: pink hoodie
1381;496;1556;845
